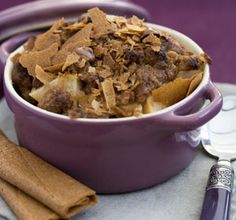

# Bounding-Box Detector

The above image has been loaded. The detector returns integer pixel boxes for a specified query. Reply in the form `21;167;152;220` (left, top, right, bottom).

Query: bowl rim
4;22;209;123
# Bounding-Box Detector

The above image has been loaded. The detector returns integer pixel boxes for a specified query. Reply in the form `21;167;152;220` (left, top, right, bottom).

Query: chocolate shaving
101;78;116;109
33;18;64;51
88;7;116;38
62;23;92;49
62;53;79;71
129;16;144;26
143;34;161;52
186;72;203;96
98;68;112;79
35;65;56;84
63;22;86;31
19;43;58;76
113;16;127;27
126;24;146;33
112;103;142;117
94;45;107;57
24;36;36;51
152;77;192;106
45;63;63;72
52;24;92;65
103;53;116;69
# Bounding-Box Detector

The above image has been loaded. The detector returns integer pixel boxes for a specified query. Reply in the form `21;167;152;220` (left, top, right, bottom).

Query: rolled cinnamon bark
0;178;61;220
0;131;97;219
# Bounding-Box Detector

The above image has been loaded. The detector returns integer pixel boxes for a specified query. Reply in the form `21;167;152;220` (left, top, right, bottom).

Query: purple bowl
1;21;222;193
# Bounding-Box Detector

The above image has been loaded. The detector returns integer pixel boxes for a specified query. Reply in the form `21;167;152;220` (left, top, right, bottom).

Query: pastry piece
0;178;61;220
0;131;97;219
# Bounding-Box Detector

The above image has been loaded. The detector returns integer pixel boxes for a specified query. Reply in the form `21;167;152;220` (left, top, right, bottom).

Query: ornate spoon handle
200;161;234;220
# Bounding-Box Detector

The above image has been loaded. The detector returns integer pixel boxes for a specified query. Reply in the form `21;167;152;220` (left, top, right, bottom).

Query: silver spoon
200;95;236;220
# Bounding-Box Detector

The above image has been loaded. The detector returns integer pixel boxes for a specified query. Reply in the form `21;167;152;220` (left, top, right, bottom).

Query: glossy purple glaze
200;188;231;220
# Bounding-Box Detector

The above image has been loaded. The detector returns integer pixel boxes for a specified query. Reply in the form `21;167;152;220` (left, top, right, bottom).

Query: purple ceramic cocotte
0;1;222;193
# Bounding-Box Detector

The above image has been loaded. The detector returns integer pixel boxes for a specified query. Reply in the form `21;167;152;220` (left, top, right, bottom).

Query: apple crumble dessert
12;7;211;118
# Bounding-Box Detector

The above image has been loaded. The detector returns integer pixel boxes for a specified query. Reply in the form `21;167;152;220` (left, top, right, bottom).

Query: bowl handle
0;32;37;99
157;81;223;130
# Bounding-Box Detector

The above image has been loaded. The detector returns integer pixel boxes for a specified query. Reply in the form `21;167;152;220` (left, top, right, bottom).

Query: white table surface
1;83;236;220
